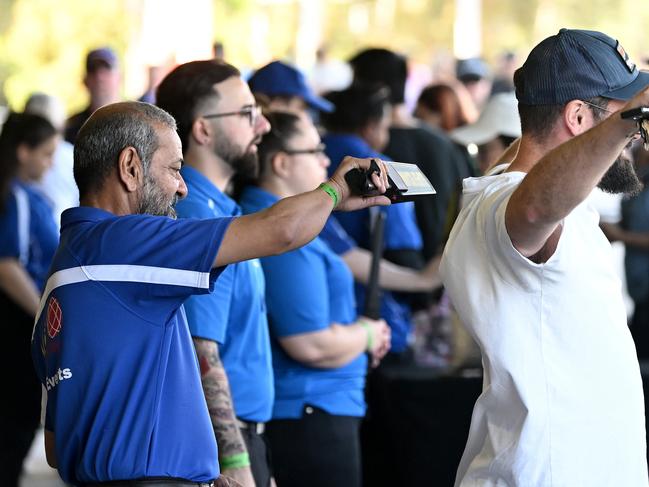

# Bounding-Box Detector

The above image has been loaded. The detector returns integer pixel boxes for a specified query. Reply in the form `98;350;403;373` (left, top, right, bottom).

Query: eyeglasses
580;100;614;114
202;105;262;127
282;143;327;156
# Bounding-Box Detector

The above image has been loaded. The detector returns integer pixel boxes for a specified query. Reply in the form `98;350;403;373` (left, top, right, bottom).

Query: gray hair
73;101;176;198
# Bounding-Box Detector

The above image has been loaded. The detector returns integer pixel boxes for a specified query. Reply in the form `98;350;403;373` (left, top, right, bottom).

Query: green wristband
359;320;374;352
319;182;339;208
220;452;251;470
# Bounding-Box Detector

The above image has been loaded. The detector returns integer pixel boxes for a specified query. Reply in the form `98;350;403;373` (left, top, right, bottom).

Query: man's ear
117;147;143;193
564;99;588;136
271;151;291;179
190;117;212;147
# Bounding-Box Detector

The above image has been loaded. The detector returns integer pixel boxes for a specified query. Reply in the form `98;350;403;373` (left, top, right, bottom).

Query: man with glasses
441;29;649;486
156;60;272;487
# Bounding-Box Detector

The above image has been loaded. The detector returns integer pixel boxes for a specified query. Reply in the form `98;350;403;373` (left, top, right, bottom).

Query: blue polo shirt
322;133;423;352
0;181;58;290
31;206;233;485
239;186;367;419
321;216;355;255
176;166;273;422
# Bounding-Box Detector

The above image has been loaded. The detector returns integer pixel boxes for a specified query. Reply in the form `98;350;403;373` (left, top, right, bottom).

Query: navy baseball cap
515;28;649;105
86;47;118;73
248;61;334;113
456;57;490;82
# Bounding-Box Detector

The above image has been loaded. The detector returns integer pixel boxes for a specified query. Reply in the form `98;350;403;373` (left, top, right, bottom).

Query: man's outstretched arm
215;157;390;267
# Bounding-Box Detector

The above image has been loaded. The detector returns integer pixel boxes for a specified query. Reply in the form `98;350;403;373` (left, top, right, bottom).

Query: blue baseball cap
456;57;490;82
515;28;649;105
248;61;334;113
86;47;118;73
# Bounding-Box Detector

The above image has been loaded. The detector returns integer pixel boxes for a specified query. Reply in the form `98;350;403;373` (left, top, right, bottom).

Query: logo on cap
616;41;636;73
47;297;63;339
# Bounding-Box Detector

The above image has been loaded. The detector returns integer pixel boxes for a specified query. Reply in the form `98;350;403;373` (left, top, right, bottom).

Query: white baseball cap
450;92;521;146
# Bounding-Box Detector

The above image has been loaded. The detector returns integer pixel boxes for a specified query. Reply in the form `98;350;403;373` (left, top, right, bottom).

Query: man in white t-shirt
441;28;649;487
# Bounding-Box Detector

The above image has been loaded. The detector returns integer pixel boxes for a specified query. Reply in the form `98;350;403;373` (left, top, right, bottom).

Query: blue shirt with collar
31;206;233;485
0;180;59;290
239;186;367;419
175;166;273;422
322;133;423;352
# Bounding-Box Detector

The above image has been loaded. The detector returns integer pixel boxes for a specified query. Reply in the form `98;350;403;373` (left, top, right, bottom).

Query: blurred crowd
3;37;649;487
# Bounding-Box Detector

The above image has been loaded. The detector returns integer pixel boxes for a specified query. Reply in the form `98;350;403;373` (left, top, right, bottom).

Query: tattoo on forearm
193;338;248;458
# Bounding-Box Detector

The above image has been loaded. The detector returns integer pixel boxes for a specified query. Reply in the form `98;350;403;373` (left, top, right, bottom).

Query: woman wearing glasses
238;110;391;487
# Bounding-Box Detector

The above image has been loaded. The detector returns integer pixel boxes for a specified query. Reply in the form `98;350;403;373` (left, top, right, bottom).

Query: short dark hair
156;60;240;152
73;101;176;199
349;48;407;105
517;103;564;142
518;96;611;142
0;112;56;209
321;84;390;133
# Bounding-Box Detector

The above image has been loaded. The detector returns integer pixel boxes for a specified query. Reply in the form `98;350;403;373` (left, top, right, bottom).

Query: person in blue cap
65;47;121;143
156;59;273;487
248;60;334;115
441;28;649;486
30;100;391;487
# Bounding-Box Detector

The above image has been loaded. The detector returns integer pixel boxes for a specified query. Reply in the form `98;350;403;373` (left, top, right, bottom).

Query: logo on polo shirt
47;297;62;339
45;367;72;391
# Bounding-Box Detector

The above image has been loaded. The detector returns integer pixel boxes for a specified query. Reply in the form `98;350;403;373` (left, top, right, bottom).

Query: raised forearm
215;188;335;266
0;258;40;316
215;157;390;267
193;338;248;458
506;110;637;256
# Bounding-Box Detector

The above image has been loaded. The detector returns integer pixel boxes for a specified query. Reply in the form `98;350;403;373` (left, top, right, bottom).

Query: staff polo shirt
30;206;233;485
176;166;273;422
0;181;59;290
240;186;367;419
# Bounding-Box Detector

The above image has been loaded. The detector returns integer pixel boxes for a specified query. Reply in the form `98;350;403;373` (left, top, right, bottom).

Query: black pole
363;210;386;320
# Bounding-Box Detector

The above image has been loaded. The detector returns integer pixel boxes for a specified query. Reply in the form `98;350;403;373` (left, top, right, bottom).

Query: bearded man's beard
598;149;643;196
137;173;178;218
214;137;260;180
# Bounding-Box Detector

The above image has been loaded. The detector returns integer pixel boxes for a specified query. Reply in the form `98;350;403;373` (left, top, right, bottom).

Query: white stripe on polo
13;185;30;265
33;264;211;326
